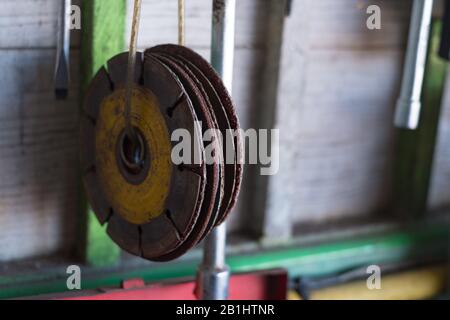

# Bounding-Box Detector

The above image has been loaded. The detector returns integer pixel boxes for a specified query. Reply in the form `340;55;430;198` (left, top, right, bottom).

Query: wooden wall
0;0;81;261
262;0;410;237
429;75;450;210
1;0;450;261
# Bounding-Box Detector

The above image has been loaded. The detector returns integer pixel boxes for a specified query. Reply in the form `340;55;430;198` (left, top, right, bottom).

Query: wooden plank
79;0;126;266
393;20;448;218
305;0;411;49
0;0;84;261
264;0;410;229
0;0;82;49
428;73;450;210
0;49;80;261
246;0;288;240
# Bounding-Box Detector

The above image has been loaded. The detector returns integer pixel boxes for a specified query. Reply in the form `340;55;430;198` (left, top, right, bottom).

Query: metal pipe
54;0;71;99
195;0;236;301
394;0;434;130
210;0;236;93
203;223;227;269
196;224;229;300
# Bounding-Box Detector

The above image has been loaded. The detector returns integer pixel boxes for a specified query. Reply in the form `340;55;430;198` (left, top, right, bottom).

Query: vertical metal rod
204;224;227;269
54;0;71;99
196;0;236;300
210;0;236;93
394;0;434;130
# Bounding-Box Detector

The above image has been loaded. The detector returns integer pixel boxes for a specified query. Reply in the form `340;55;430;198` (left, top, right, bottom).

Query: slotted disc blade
147;45;243;226
81;52;206;261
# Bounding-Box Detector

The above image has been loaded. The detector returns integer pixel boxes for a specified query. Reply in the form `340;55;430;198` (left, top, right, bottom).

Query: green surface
79;0;127;267
0;224;448;299
394;20;448;218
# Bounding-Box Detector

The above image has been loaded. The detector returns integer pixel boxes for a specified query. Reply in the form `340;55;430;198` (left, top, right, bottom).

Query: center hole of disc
120;128;146;175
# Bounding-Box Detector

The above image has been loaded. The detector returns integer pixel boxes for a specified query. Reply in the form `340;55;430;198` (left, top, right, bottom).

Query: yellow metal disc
95;86;172;225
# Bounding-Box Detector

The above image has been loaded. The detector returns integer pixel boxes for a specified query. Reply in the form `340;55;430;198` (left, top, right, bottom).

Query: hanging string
125;0;185;142
124;0;142;146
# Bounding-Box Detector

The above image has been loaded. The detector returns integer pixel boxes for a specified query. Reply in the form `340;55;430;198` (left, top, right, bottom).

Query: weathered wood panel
1;0;449;262
429;72;450;211
263;0;411;234
0;50;80;261
428;0;450;208
0;0;81;48
0;0;81;263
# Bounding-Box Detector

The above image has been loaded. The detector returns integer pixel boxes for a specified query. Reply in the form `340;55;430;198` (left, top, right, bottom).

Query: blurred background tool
54;0;72;99
394;0;433;130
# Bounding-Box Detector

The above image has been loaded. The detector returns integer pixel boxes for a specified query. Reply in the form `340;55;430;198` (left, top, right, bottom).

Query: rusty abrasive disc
150;52;228;235
147;45;243;226
166;52;237;235
145;52;222;261
81;52;206;260
81;45;243;262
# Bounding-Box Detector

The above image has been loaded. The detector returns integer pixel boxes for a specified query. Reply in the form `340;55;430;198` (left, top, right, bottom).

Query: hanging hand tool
439;0;450;60
394;0;434;130
54;0;71;99
80;0;242;262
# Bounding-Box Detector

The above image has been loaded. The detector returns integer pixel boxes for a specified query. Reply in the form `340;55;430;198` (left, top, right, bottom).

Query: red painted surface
57;270;287;300
121;278;146;290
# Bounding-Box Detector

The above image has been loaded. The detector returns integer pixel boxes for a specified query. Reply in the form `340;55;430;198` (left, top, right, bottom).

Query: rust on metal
81;45;243;262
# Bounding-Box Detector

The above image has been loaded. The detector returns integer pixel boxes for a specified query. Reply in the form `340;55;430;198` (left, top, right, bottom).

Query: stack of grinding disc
80;45;243;262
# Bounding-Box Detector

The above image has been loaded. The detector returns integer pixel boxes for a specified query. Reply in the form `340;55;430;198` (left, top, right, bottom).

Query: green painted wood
79;0;127;267
0;224;448;299
393;20;448;218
